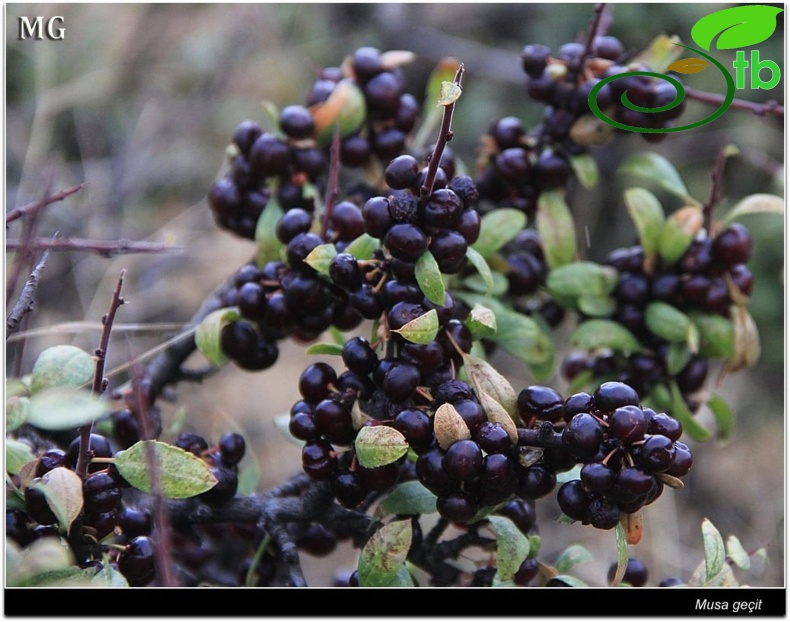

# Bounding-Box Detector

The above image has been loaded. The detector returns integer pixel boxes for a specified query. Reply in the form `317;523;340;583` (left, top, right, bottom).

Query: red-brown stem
320;122;343;240
576;3;607;73
5;182;86;225
76;270;126;478
419;64;465;200
5;237;183;257
685;87;784;118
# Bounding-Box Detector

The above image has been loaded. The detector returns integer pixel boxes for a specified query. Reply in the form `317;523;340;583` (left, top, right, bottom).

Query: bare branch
6;251;49;336
5;237;183;257
5;182;86;225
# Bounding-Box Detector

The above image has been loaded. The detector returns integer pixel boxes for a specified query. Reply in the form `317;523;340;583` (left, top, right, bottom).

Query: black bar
3;587;787;617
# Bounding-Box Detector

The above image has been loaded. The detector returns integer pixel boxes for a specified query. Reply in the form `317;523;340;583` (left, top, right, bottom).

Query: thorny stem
419;64;465;200
685;87;784;118
5;182;86;225
576;3;607;73
76;270;127;478
5;237;182;257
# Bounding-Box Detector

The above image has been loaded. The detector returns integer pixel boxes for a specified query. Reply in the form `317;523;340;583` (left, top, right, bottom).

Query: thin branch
6;251;49;336
5;182;86;225
685;87;784;118
419;64;465;200
5;237;183;257
576;3;607;73
76;270;127;478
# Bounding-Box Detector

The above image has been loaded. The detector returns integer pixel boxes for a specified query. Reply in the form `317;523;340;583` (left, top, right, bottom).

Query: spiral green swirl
588;44;735;133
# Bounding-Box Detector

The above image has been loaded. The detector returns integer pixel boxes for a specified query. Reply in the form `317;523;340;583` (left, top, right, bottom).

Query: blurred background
5;3;785;588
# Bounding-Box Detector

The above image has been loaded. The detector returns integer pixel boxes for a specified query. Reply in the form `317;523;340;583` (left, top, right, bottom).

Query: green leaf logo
691;5;783;51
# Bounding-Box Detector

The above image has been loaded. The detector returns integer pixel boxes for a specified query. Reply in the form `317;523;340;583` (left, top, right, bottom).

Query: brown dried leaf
477;391;518;445
433;402;471;450
621;512;644;545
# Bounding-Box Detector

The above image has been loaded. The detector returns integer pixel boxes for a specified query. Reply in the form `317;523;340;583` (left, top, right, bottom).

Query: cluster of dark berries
522;35;685;145
555;381;692;529
308;46;419;168
207;107;327;239
473;115;572;216
363;155;481;274
8;431;156;586
173;430;247;506
562;222;753;404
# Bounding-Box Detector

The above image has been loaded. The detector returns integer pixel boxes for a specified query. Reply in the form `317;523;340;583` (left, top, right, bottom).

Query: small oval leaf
706;394;735;444
463;352;518;424
547;261;618;300
437;81;462;107
303;243;338;276
644;301;693;343
113;440;218;499
624;187;665;261
488;516;531;582
343;233;379;260
194;307;241;367
379;480;438;516
6;439;35;475
569;320;642;355
537;190;577;269
255;198;285;268
723;193;784;224
30;345;95;395
6;395;31;432
464;246;494;295
27;388;112;431
358;519;412;587
690;311;735;358
554;544;594;575
415;251;446;306
31;467;84;533
433;402;471;450
702;518;727;581
391;308;439;345
618;152;694;202
312;79;367;146
471;208;527;259
464;303;497;340
666;58;710;74
304;343;344;356
569;153;599;188
354;425;409;469
659;206;704;265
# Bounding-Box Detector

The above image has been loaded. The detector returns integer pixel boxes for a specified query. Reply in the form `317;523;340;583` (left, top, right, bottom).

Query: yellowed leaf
667;58;710;74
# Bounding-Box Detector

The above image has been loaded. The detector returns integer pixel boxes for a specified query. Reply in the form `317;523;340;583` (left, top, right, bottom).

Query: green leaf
726;535;751;571
611;521;629;586
667;58;710;74
29;467;84;533
577;294;616;317
618;153;694;202
464;246;494;295
255;198;285;267
488;516;531;582
658;206;704;264
343;233;379;260
471;208;527;259
305;343;344;356
690;311;735;358
27;388;112;431
702;518;726;582
632;34;684;73
668;381;712;442
6;439;35;474
379;480;438;516
644;302;693;344
113;440;218;499
358;519;412;587
415;251;446;306
29;345;95;394
624;188;665;261
546;261;618;300
6;395;30;432
414;57;461;150
569;154;598;189
437;81;462;106
691;5;784;51
464;303;497;340
462;270;509;296
354;425;409;469
303;243;337;276
194;307;241;367
536;190;577;269
723;193;784;223
569;320;642;355
665;342;692;376
391;308;439;344
554;544;594;575
706;394;735;444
